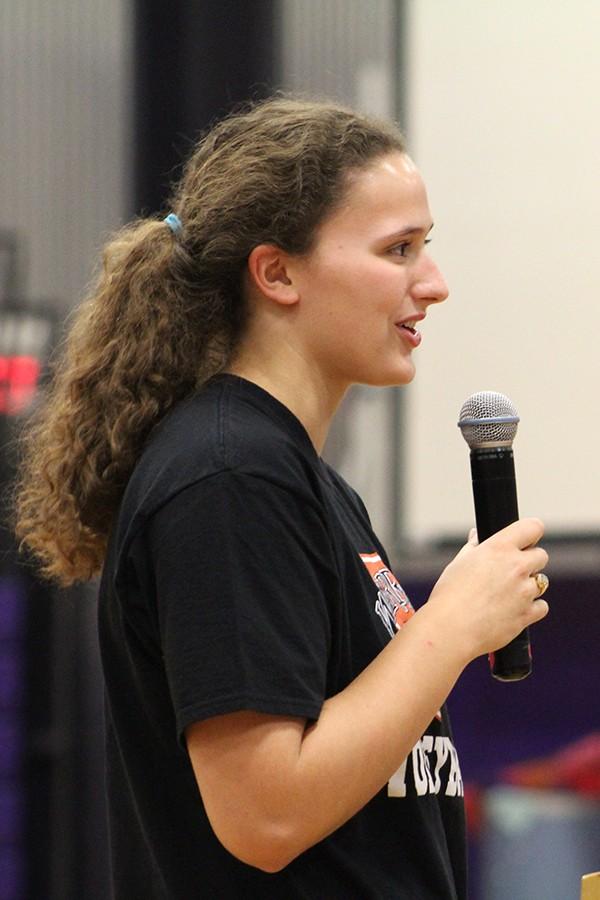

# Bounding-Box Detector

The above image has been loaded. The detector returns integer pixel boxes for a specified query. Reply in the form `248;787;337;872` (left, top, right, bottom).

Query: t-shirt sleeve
141;470;337;743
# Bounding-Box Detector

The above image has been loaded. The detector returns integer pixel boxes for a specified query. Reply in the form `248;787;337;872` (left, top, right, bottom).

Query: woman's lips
395;322;422;347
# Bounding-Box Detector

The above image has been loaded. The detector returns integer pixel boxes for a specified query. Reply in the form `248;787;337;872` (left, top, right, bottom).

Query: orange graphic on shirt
359;552;415;637
360;552;442;723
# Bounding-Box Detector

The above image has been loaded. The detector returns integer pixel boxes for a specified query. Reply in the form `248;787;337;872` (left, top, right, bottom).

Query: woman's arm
186;517;549;872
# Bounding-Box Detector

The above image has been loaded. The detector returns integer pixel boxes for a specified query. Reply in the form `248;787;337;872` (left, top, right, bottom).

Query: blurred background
0;1;598;897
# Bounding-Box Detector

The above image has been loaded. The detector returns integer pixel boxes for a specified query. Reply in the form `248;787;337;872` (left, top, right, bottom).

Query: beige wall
404;0;600;542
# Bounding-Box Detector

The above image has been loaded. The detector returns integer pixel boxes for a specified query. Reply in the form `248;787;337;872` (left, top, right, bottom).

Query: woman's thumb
452;527;479;563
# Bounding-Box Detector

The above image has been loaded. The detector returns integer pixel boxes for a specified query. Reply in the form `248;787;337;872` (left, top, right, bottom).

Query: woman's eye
389;237;432;259
390;242;411;258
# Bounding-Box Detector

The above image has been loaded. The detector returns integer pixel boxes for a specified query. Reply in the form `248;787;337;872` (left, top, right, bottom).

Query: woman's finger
495;517;545;549
522;546;549;575
530;598;550;623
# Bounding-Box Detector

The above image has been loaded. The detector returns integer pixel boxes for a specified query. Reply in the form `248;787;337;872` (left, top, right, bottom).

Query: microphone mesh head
458;391;519;448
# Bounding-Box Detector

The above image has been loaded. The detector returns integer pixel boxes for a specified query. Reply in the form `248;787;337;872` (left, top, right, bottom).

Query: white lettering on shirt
387;736;464;798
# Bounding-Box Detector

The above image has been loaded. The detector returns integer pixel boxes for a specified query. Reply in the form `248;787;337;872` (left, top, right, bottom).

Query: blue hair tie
163;213;182;236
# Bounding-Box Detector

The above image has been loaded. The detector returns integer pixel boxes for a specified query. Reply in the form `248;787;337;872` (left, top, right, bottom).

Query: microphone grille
458;391;519;449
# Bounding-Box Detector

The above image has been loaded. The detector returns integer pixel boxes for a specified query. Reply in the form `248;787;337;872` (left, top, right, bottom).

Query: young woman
14;97;549;898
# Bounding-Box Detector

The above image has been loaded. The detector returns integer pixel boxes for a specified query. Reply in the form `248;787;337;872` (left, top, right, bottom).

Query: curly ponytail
12;95;405;585
12;218;233;583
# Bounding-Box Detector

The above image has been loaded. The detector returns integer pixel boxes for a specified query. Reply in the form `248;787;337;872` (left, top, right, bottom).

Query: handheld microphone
457;391;532;682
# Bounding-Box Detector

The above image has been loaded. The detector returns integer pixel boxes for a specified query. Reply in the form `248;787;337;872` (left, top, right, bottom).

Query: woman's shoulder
123;375;321;521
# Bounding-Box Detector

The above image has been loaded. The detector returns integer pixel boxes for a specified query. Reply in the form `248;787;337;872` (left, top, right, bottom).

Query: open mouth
395;319;422;347
398;320;418;335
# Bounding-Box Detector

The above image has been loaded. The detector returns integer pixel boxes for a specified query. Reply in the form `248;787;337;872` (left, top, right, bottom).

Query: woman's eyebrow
381;223;434;242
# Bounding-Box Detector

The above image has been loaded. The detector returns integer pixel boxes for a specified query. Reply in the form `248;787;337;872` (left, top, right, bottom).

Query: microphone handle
470;447;532;681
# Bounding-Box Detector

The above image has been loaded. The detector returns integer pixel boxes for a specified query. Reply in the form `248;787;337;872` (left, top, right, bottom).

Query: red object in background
464;782;484;837
500;732;600;798
0;355;41;416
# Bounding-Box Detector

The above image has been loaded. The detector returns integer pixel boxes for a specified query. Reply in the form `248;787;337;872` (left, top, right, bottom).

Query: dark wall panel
134;0;277;215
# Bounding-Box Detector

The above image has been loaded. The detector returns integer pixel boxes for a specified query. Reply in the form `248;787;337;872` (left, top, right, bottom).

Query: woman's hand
427;517;549;665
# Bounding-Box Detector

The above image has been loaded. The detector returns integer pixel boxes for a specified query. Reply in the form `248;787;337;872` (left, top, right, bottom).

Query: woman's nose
412;254;449;305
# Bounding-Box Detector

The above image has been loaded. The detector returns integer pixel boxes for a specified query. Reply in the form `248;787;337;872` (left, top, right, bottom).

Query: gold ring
533;572;549;597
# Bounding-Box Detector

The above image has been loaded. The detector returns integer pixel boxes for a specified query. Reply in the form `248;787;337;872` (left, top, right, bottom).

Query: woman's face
290;151;449;392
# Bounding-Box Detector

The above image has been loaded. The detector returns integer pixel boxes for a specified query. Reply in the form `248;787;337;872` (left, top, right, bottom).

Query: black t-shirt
98;374;467;899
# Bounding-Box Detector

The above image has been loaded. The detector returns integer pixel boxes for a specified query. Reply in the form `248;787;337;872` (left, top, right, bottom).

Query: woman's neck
225;354;346;455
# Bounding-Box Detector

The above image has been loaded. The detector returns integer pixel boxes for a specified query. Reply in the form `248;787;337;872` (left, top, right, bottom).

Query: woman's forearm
273;602;467;864
188;520;548;872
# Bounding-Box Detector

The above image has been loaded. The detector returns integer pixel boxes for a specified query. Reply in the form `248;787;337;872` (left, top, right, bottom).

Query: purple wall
402;570;600;778
404;565;600;899
0;577;26;900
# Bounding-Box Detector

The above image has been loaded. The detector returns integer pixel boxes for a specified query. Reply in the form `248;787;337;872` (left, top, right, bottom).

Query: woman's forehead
344;152;424;201
320;153;431;237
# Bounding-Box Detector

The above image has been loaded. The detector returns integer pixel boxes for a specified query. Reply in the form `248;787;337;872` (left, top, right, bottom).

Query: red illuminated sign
0;355;41;416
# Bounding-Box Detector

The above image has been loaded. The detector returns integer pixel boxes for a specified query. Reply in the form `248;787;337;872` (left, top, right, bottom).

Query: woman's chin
383;361;416;387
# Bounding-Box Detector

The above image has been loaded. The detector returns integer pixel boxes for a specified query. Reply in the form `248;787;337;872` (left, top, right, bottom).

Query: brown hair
12;95;405;585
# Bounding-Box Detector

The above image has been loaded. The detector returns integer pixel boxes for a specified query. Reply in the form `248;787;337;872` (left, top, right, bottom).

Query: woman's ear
246;244;300;306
